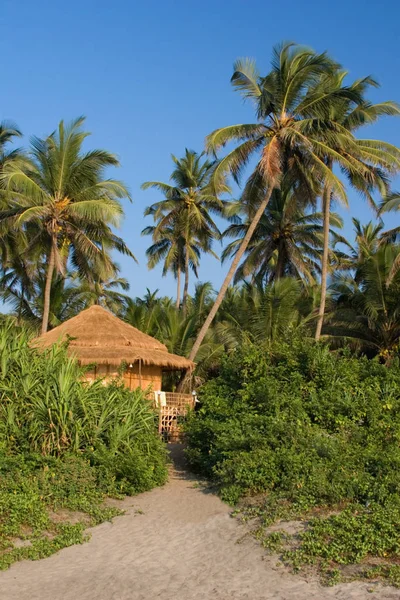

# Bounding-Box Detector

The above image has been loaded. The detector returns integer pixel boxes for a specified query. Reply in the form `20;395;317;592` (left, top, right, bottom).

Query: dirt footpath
0;446;398;600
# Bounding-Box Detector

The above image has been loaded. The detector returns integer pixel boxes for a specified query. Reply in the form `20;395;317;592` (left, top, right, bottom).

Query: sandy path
1;446;398;600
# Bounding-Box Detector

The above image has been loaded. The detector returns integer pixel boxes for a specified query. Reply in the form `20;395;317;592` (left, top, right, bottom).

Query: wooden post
138;359;142;388
158;408;163;435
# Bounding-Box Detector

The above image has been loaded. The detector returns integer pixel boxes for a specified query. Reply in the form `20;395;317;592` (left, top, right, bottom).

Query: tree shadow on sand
167;443;217;495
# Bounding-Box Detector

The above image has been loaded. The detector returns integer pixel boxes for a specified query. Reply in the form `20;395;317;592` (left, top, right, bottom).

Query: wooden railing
154;391;196;441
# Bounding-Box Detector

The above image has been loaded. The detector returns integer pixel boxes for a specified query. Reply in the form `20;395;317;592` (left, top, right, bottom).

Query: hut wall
123;364;162;391
84;363;162;391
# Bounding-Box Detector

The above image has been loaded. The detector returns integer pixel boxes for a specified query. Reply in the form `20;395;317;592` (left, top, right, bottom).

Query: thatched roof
34;305;194;370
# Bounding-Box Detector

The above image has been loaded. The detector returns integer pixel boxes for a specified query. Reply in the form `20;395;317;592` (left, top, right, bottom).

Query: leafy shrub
185;337;400;505
184;337;400;584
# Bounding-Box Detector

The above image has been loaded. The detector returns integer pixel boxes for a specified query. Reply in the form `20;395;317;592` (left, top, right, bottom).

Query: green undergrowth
238;496;400;587
185;336;400;587
0;323;169;569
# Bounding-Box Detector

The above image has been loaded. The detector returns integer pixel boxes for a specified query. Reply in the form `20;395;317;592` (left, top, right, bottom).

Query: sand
1;446;398;600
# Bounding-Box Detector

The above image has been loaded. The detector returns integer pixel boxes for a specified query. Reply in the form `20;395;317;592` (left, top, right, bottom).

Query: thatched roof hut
34;305;194;389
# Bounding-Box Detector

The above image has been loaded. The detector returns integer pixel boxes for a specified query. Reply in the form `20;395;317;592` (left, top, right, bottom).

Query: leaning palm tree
188;42;372;362
223;185;343;285
142;149;224;311
0;117;134;333
314;71;400;340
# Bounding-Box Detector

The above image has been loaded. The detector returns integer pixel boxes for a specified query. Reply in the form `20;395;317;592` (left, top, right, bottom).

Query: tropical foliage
0;117;134;333
1;41;400;582
184;338;400;586
0;44;399;362
186;43;400;360
142;150;225;310
222;186;343;285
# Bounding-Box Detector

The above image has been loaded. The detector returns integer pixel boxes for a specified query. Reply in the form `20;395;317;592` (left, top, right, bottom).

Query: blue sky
2;0;400;298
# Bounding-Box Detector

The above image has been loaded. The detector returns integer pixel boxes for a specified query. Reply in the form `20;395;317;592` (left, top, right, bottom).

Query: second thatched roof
34;305;195;370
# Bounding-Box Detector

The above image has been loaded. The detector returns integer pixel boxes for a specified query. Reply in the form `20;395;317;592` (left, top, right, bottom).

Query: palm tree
142;222;204;309
72;273;130;314
188;42;369;362
332;217;387;275
375;192;400;283
245;278;317;342
0;121;22;169
0;236;38;323
327;244;400;361
0;122;24;269
223;185;343;285
142;149;224;312
2;268;86;329
314;72;400;340
0;117;134;334
123;292;161;335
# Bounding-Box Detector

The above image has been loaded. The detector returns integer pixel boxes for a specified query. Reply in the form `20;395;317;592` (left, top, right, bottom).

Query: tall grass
1;323;152;451
0;321;167;491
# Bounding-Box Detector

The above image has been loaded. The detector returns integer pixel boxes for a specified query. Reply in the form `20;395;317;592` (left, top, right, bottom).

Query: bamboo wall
84;363;163;391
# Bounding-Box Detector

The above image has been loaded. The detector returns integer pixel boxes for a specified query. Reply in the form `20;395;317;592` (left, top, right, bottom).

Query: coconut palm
142;149;225;311
332;217;388;275
0;121;22;169
375;192;400;283
314;72;400;341
0;117;134;333
142;223;184;308
2;269;86;329
327;244;400;361
188;42;373;362
142;222;206;309
0;122;24;267
0;236;38;323
223;185;343;285
72;273;130;314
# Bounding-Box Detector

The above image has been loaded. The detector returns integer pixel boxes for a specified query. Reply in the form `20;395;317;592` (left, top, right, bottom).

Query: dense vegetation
0;323;167;569
184;339;400;585
1;41;400;584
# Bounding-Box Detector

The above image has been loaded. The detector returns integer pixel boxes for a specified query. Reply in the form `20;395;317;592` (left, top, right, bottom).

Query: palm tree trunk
276;241;285;280
182;240;190;313
188;186;274;362
315;184;331;341
41;244;55;334
176;269;181;309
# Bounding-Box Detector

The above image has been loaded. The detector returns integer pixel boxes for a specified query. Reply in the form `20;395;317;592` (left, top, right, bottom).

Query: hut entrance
154;391;196;442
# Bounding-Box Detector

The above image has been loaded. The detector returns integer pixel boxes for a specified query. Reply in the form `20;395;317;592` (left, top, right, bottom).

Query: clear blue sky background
2;0;400;299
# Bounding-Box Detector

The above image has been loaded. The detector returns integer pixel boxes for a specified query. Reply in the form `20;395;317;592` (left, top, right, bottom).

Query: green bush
184;337;400;584
185;338;400;505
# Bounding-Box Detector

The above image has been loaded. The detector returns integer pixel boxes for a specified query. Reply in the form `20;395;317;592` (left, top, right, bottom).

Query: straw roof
34;305;194;370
